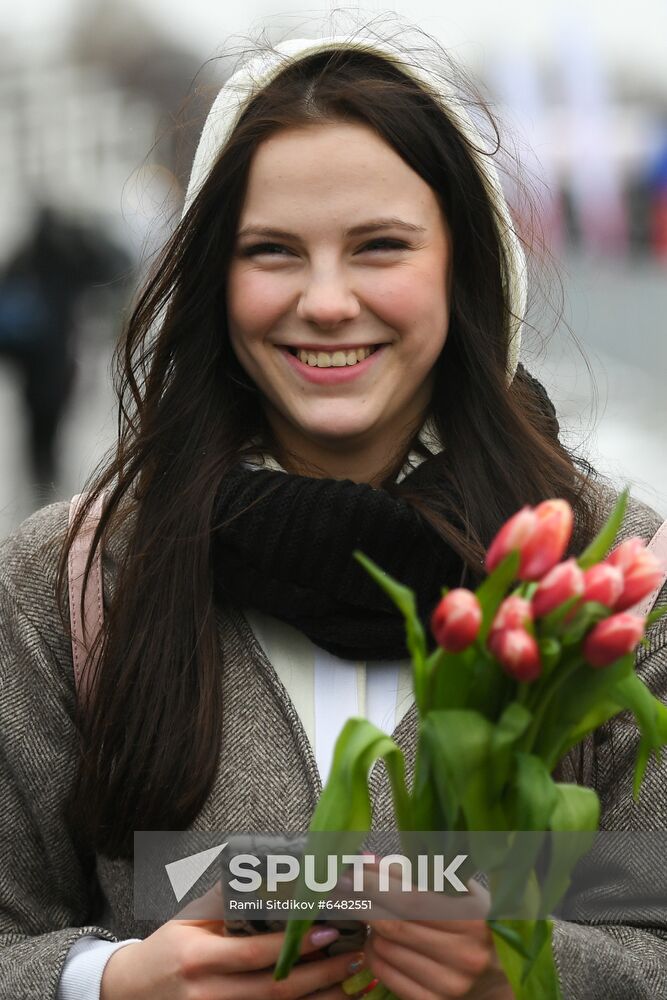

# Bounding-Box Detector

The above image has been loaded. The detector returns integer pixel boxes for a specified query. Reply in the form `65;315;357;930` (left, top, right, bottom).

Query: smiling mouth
284;345;385;368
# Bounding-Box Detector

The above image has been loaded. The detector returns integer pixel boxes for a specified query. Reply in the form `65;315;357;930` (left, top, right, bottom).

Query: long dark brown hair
58;39;600;858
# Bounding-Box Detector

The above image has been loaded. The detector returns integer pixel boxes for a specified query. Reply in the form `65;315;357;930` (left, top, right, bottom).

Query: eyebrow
236;218;427;240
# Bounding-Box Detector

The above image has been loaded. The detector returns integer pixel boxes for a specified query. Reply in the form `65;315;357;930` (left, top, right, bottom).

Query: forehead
239;122;441;226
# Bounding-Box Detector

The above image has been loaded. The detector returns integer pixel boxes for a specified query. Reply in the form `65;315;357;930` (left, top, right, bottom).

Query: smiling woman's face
226;121;452;478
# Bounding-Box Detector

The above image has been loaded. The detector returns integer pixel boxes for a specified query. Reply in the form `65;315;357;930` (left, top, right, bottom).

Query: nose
295;266;361;327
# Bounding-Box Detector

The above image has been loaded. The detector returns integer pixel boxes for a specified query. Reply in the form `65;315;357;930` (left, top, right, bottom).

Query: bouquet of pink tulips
275;490;667;999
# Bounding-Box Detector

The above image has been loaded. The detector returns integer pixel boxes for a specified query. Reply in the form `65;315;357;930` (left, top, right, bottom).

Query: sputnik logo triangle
165;842;228;902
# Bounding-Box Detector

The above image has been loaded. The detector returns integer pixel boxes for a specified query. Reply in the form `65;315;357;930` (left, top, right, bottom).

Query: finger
195;948;362;999
277;949;365;997
369;927;490;995
359;864;487;915
366;952;441;1000
372;918;490;968
345;868;489;924
188;923;345;974
372;914;489;949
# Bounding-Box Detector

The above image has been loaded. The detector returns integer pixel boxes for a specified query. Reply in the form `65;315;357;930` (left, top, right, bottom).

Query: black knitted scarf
211;462;464;661
211;367;560;662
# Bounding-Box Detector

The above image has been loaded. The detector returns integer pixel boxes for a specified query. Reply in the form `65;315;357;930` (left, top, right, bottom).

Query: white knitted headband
183;35;526;382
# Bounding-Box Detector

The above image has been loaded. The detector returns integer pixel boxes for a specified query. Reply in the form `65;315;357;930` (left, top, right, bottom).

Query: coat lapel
203;608;419;835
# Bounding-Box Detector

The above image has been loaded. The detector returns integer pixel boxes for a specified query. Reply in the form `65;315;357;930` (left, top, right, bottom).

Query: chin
307;420;375;445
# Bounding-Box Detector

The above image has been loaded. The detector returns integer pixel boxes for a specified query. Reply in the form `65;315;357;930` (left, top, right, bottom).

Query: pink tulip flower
606;538;663;612
486;499;574;581
489;628;541;682
606;537;647;572
583;613;646;668
491;595;533;633
582;563;624;608
431;589;482;653
532;558;585;618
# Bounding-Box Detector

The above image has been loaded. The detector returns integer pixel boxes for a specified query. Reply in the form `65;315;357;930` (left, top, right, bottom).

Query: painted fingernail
309;926;340;947
348;952;365;973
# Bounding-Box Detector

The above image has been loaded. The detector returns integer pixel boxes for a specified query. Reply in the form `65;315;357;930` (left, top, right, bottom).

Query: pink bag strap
68;492;105;709
628;518;667;619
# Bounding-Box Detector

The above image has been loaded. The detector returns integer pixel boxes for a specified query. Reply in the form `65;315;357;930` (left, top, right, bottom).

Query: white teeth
295;346;378;368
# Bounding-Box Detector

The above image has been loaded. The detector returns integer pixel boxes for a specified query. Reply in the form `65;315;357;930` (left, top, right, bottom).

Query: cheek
366;266;450;342
227;268;290;336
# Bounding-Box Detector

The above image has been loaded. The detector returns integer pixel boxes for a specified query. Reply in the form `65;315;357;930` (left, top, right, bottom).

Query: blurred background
1;0;665;539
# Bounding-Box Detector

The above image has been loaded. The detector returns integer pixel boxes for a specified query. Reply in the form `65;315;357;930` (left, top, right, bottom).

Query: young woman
0;29;665;1000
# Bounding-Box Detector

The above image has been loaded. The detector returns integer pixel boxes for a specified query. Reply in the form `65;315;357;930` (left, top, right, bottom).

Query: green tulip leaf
476;550;521;641
488;919;532;959
520;919;555;987
410;737;452;830
559;602;611;647
275;718;408;979
538;637;562;676
646;605;667;628
426;644;476;711
491;918;563;999
420;710;504;829
512;753;559;831
551;698;624;765
354;550;427;706
539;595;584;634
540;784;599;914
577;488;628;569
532;655;634;767
610;673;667;796
489;703;533;800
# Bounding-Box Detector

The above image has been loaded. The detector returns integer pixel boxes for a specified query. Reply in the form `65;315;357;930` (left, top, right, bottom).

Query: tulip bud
485;499;574;582
583;613;646;668
491;595;533;634
532;558;585;618
488;628;541;682
485;507;537;572
520;500;574;580
612;548;663;613
582;563;624;608
606;537;646;572
431;589;482;653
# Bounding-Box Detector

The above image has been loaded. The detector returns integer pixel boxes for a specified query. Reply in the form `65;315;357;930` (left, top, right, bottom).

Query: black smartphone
219;834;366;957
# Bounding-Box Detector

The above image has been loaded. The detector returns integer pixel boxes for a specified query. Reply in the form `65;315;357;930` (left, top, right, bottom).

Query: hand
101;912;361;1000
365;919;513;999
349;867;514;999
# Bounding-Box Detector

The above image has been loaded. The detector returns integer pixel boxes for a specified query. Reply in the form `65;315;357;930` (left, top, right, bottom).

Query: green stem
424;646;446;711
517;682;531;706
520;654;584;755
342;969;376;995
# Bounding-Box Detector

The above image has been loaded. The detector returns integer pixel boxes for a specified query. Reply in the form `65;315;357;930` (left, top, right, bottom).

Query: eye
239;243;294;257
359;238;409;253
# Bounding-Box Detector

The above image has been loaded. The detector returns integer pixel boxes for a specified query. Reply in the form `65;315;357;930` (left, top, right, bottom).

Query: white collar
242;416;443;483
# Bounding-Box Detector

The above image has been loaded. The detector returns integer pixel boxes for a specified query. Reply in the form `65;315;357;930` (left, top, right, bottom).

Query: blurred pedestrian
0;204;132;489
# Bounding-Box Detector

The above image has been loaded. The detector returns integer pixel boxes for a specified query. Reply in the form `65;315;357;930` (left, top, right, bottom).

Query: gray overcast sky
6;0;667;89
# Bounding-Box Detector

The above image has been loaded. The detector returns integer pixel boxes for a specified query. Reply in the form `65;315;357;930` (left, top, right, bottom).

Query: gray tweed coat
0;486;666;999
